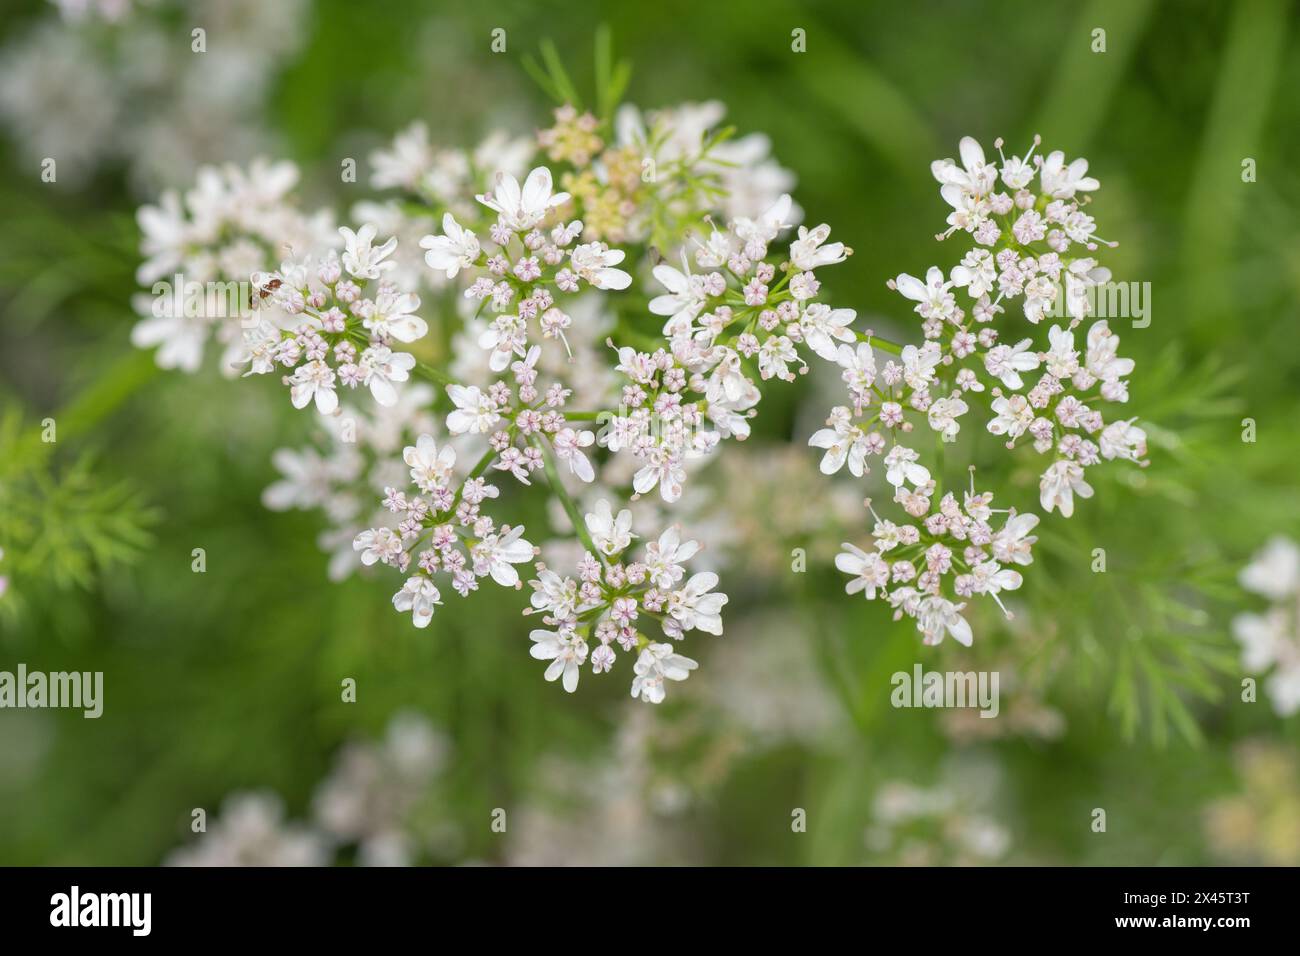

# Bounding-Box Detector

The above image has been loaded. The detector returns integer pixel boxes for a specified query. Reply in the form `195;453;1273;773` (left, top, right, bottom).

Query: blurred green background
1;0;1298;865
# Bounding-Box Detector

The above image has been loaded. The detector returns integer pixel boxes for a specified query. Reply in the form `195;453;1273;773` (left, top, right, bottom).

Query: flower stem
414;360;455;387
534;436;602;560
934;432;945;500
856;330;904;355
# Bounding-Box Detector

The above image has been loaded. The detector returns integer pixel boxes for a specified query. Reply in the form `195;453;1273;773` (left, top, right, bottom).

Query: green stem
14;349;160;470
934;433;945;501
534;436;602;560
414;360;455;387
855;330;904;355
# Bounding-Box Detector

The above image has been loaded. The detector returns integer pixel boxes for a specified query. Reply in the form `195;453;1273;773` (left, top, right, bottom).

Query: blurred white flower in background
1233;536;1300;716
1;0;310;191
167;713;453;867
312;712;450;866
165;791;330;867
864;757;1011;866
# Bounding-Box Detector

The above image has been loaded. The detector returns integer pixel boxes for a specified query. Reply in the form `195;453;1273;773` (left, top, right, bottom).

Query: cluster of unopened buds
132;89;1148;695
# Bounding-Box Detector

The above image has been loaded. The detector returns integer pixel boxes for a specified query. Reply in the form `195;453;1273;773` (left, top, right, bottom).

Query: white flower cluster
369;120;533;220
132;98;1146;698
422;166;633;372
132;159;336;372
837;478;1038;647
527;500;725;702
1233;537;1300;716
825;136;1148;645
354;429;537;623
262;384;440;581
0;0;309;189
168;712;450;867
599;195;852;502
240;224;426;413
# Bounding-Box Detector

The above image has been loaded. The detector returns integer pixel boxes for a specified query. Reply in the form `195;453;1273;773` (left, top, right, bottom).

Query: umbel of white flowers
130;96;1146;698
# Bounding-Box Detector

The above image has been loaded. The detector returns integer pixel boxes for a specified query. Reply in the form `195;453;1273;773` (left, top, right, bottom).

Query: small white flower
704;348;755;404
585;499;635;556
1039;460;1094;518
569;241;632;290
884;444;931;489
900;343;943;390
987;394;1034;439
369;121;433;191
836;340;877;402
971;560;1023;597
353;527;403;567
478;315;527;373
991;512;1039;567
758;335;798;380
1064;260;1111;320
360;345;415;407
895;268;956;323
645;526;700;589
930;136;997;195
800;303;857;361
630;643;699;704
236;319;284;377
552;427;596;482
1239;537;1300;602
835;543;890;598
419;213;481;279
809;408;870;477
403;434;456;491
392;576;442;628
632;453;687;504
1232;536;1300;716
476;166;569;232
648;258;708;327
363;288;427;344
472;525;534;587
339;224;398;280
668;571;728;635
789;222;846;271
1086;320;1134;385
1039;150;1100;199
529;569;581;619
1044;325;1080;379
983;338;1040;390
732;193;793;249
130;302;206;373
950;249;997;298
289;360;339;415
530;627;588;693
916;596;974;647
928;395;968;441
445;384;500;435
1099;418;1147;462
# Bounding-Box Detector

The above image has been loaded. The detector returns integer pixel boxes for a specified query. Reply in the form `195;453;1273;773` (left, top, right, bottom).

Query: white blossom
392;576;442;628
476;166;569;232
630;643;698;704
585;499;635;556
419;213;480;278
